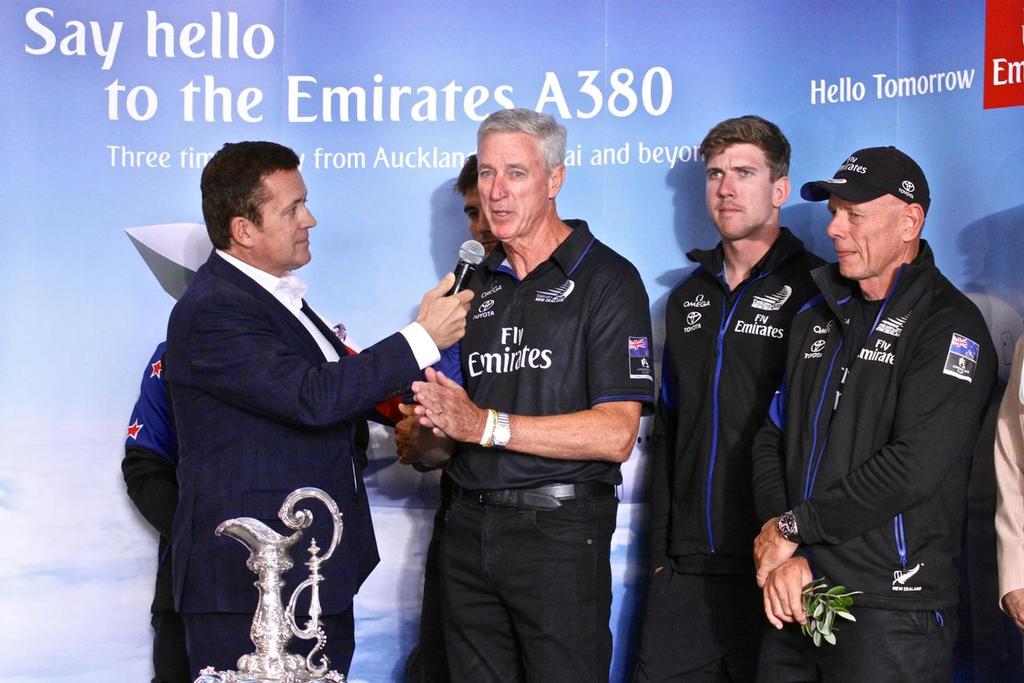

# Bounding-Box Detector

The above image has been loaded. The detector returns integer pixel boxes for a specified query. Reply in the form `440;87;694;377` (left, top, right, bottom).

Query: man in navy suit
165;141;472;677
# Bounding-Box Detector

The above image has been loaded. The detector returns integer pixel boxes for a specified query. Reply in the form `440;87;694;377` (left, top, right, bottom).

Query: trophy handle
286;569;330;676
278;487;344;562
278;487;344;677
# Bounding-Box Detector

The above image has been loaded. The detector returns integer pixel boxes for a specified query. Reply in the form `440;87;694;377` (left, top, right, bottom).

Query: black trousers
151;610;191;683
405;474;453;683
633;570;763;682
440;492;618;682
757;605;956;682
182;608;354;678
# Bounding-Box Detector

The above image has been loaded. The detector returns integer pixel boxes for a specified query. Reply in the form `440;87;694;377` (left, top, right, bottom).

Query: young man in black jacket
635;116;823;681
752;146;996;680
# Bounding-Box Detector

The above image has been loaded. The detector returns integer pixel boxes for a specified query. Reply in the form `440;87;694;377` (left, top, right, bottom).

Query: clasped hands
394;368;486;467
394;401;453;468
753;516;811;630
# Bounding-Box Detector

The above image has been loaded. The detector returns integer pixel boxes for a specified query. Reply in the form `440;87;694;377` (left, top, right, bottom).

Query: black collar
686;227;807;278
483;219;595;278
811;240;936;320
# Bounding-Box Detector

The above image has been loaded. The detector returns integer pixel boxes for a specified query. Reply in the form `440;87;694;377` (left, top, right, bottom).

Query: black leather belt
452;481;614;511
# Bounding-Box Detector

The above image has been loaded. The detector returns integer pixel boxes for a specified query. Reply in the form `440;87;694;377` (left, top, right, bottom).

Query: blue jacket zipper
705;269;772;552
894;514;908;568
803;340;844;498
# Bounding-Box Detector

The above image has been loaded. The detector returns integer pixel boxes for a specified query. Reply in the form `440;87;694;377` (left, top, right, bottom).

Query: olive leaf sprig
800;577;862;646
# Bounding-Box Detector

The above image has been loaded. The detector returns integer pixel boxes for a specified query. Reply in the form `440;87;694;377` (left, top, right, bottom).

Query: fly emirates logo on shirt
733;313;785;339
467;326;553;377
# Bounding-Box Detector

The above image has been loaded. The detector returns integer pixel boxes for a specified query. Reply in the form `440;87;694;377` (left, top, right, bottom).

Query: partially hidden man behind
124;342;190;683
398;153;497;683
635;116;824;681
164;141;473;676
751;146;996;680
410;108;655;682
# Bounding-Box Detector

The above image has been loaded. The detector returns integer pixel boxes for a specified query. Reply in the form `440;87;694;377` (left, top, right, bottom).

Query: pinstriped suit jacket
166;252;419;614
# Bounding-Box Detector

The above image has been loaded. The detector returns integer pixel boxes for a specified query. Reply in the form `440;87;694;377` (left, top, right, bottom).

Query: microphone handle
447;260;476;295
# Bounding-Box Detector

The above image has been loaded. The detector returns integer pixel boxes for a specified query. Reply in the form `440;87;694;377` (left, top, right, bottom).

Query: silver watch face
494;423;511;446
494;413;511;446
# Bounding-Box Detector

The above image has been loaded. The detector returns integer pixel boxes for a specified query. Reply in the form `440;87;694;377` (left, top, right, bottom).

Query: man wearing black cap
751;146;996;679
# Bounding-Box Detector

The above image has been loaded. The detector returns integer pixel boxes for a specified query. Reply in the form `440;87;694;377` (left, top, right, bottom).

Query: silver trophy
194;487;347;683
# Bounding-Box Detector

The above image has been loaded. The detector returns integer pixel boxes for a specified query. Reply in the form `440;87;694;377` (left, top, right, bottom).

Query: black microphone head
459;239;486;265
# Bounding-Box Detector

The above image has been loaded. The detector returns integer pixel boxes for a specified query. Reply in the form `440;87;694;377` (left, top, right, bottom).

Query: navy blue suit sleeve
172;291;420;428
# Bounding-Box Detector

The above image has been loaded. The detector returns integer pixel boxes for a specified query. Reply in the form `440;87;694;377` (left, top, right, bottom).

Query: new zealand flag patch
628;336;649;356
943;333;980;383
628;336;653;381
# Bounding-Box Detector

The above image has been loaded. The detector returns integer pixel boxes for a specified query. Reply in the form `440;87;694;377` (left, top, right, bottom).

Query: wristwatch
493;411;511;447
777;510;802;544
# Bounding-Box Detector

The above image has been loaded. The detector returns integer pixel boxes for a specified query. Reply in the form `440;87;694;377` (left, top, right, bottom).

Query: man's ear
772;175;792;209
900;203;925;243
548;164;566;199
229;216;257;248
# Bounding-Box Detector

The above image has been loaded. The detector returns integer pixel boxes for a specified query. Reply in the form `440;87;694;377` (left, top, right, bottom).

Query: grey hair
477;108;567;171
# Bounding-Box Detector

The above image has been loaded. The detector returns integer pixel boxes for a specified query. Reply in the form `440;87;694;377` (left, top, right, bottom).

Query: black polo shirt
446;219;655;490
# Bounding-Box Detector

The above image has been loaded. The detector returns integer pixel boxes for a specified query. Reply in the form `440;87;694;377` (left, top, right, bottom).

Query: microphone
447;239;485;295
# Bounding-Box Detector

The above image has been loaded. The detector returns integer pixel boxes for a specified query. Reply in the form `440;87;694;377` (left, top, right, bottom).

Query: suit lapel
206;253;329;362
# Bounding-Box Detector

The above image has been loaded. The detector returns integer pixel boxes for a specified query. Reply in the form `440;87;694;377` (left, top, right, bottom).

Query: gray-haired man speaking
411;109;655;681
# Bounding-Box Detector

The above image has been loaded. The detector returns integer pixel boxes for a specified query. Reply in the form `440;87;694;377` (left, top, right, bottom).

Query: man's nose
489;176;508;199
825;215;844;240
717;175;735;197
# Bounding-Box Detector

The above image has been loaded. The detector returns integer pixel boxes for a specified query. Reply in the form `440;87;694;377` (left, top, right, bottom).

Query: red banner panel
985;0;1024;108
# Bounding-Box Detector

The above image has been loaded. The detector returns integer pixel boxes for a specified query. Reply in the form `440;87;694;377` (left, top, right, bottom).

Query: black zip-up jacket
752;241;996;609
649;228;824;574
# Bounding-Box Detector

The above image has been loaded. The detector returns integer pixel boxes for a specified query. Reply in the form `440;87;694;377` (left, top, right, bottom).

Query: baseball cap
800;146;930;215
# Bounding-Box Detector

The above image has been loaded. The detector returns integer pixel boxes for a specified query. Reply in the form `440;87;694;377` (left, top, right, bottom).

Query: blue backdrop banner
1;2;1022;681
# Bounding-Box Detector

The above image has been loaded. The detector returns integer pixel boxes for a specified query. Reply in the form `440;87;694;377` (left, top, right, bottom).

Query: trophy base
194;666;346;683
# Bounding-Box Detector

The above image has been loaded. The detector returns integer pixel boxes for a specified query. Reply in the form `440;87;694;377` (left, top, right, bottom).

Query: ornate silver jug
194;487;346;682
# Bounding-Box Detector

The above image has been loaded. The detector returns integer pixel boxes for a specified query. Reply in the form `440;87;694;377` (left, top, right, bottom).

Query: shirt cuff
401;322;441;370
